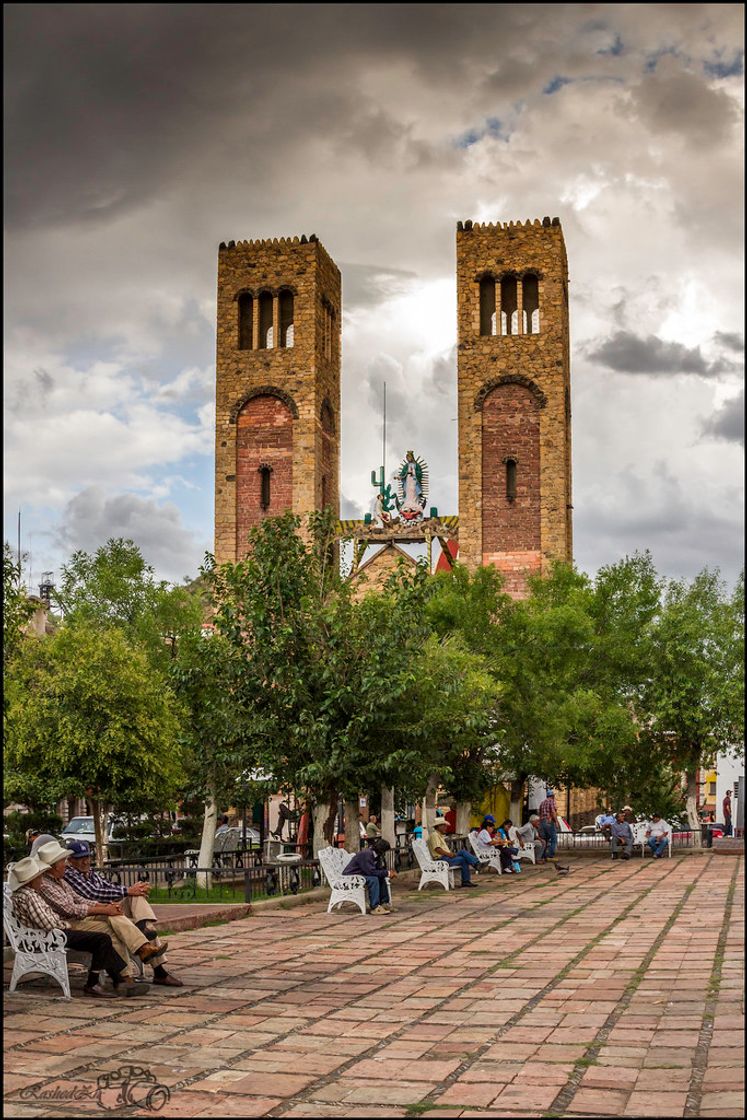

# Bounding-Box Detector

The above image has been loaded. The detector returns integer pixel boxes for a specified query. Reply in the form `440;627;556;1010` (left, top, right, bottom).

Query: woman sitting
475;815;515;874
497;820;522;873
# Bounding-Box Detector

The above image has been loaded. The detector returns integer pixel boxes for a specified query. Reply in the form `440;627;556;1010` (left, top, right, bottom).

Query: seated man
645;813;671;859
597;809;616;840
428;819;480;887
9;856;143;999
610;812;634;860
512;815;545;859
343;837;396;914
35;840;166;991
64;840;182;986
365;814;382;840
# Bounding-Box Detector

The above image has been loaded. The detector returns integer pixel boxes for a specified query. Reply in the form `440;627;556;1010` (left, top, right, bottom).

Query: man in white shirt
511;816;545;859
645;814;671;859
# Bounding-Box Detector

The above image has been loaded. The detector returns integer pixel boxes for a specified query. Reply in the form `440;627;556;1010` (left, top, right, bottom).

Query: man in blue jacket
343;838;397;914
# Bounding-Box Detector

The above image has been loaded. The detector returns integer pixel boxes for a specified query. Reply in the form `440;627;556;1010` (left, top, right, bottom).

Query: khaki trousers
70;914;148;977
121;894;158;926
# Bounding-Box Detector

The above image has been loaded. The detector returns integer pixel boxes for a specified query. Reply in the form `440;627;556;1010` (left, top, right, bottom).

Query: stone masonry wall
235;395;293;556
457;218;573;595
214;236;341;565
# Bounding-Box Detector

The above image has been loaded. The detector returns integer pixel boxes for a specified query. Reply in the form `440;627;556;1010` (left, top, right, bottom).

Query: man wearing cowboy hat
428;818;481;887
64;840;182;987
8;856;142;998
34;840;167;989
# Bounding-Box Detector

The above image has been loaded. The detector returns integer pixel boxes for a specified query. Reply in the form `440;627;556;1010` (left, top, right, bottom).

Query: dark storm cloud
630;56;739;147
4;3;556;230
701;391;745;446
54;487;206;582
587;331;733;377
713;331;744;353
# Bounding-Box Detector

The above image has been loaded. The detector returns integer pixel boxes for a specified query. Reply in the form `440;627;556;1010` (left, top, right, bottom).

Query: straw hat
7;856;46;892
29;833;58;857
36;840;72;867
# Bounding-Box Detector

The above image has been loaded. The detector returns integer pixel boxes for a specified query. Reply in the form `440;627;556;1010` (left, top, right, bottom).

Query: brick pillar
516;276;524;336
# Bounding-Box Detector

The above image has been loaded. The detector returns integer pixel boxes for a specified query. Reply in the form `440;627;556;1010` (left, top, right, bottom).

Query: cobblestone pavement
3;854;743;1118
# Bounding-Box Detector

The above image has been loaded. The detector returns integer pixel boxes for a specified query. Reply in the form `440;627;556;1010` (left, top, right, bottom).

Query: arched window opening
320;400;335;434
238;293;254;350
258;464;273;510
505;458;517;502
258;292;274;349
479;277;496;336
279;290;294;348
523;274;540;334
321;474;328;509
500;276;518;336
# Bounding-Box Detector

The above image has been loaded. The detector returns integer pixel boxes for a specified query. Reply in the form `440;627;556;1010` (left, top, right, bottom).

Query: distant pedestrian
610;812;633;860
723;790;733;837
538;790;559;860
365;815;382;839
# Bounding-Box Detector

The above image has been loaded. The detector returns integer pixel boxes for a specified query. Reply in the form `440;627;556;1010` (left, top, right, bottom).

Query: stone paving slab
3;854;743;1118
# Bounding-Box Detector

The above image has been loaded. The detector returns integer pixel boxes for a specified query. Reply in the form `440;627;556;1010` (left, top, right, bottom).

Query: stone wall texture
457;218;573;596
214;236;341;564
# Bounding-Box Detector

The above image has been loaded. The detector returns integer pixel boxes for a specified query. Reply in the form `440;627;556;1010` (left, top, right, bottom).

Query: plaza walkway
3;854;743;1118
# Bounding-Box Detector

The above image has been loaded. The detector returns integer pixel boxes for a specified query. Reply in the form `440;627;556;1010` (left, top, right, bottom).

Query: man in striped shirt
537;789;559;861
8;856;137;998
64;841;183;987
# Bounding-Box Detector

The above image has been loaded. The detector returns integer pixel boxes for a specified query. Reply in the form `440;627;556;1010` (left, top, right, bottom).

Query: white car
59;816;128;851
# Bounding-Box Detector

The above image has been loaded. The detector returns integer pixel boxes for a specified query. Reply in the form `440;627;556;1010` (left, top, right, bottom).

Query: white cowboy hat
36;840;72;867
8;856;46;892
29;833;58;857
431;818;449;828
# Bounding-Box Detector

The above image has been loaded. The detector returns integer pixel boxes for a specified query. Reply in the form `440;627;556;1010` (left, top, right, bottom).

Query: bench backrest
317;846;354;886
412;838;439;869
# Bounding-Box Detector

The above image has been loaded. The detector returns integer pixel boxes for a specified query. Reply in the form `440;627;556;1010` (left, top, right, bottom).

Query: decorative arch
233;287;256;301
230;386;299;423
474;375;547;412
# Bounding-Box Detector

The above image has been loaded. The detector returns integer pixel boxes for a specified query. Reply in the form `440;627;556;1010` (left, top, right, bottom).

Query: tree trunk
311;799;336;858
343;798;361;854
91;797;109;868
685;768;702;849
510;777;525;825
423;772;439;839
380;785;396;847
197;788;218;890
455;801;472;836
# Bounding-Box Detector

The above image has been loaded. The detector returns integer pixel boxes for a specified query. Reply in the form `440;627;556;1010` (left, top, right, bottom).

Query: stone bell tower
214;235;341;564
456;217;572;595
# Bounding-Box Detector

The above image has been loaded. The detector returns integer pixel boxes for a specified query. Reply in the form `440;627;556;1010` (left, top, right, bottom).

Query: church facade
214;218;572;597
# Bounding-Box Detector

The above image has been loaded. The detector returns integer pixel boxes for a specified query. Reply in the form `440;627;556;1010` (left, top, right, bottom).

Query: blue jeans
442;850;479;885
539;820;557;858
647;836;669;858
365;875;384;908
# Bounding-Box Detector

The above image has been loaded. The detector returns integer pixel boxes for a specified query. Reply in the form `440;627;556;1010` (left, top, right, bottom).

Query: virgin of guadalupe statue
397;451;427;520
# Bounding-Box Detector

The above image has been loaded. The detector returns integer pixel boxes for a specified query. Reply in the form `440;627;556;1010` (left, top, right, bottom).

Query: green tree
5;625;185;862
3;543;35;670
642;568;744;837
53;538;203;668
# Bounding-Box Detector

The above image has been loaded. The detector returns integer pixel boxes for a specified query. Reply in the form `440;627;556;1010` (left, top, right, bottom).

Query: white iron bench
317;847;367;915
412;838;455;891
508;827;537;865
635;821;672;859
3;883;145;998
468;831;503;874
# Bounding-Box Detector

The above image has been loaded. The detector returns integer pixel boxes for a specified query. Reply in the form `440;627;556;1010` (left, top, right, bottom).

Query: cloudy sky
5;3;744;589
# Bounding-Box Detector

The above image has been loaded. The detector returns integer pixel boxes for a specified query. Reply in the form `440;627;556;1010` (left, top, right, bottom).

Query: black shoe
461;881;479;888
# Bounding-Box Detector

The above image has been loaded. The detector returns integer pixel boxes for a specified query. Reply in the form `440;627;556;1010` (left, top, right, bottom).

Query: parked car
59;816;128;852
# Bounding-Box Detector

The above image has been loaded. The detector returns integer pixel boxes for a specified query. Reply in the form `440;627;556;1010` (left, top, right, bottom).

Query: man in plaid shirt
8;856;138;998
537;789;559;861
63;840;182;987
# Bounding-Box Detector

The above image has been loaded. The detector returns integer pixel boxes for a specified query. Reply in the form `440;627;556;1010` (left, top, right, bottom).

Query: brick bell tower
456;217;572;596
214;235;341;564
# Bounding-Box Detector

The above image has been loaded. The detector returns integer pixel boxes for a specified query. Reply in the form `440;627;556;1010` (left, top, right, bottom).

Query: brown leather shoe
153;972;183;987
136;941;168;964
83;984;118;999
113;977;151;997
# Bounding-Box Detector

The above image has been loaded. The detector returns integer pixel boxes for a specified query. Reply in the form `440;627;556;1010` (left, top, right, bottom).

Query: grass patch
148;884;247;905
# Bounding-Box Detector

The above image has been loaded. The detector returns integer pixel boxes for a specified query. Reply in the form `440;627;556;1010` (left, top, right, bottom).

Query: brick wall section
235;396;293;556
481;383;541;555
457;218;573;596
214;236;341;565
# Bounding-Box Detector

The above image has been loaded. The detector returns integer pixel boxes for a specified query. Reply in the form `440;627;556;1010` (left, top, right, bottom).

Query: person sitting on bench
64;841;182;987
610;812;634;860
343;837;396;914
429;819;481;887
35;841;166;991
9;856;144;999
